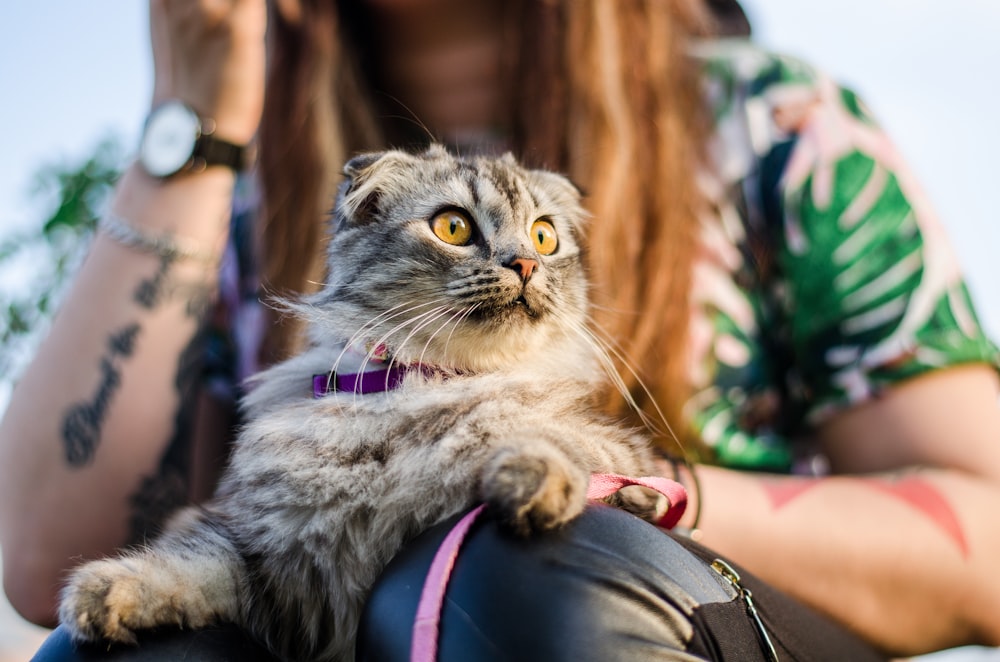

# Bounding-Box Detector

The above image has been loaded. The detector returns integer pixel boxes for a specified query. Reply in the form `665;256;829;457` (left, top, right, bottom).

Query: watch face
139;101;200;177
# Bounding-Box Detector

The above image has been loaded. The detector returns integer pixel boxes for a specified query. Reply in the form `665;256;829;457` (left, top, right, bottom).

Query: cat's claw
59;557;207;644
480;447;587;536
60;559;150;644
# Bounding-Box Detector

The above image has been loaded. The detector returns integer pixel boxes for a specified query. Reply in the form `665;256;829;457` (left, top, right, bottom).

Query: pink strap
585;473;688;530
409;473;687;662
410;504;486;662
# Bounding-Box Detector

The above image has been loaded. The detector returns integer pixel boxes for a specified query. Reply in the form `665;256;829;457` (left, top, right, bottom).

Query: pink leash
409;473;688;662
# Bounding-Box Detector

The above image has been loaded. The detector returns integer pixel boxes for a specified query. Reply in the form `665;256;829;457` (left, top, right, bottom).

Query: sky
0;1;998;656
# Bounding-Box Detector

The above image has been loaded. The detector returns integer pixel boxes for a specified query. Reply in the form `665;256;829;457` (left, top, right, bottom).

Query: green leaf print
784;151;923;374
686;40;999;470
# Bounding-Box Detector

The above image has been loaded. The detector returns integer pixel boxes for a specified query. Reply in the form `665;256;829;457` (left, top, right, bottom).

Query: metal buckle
711;559;779;662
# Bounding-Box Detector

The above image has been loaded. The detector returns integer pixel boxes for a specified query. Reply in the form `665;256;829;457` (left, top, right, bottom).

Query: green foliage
0;136;125;382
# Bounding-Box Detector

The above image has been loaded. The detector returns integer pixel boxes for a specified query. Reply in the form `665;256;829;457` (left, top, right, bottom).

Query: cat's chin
510;294;533;313
468;295;544;328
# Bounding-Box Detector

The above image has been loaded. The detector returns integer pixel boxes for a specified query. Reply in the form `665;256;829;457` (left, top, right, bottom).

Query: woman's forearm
687;463;1000;656
0;166;235;625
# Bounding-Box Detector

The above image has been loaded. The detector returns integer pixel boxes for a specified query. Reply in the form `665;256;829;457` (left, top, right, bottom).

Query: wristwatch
138;100;251;178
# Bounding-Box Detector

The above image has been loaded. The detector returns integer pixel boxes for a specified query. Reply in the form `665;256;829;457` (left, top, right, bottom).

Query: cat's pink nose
506;257;538;283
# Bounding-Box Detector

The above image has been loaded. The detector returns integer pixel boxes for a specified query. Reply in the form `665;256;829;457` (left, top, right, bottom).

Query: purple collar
312;364;411;397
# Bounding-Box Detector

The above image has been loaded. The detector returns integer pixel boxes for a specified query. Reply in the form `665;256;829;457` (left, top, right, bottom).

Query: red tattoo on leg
762;478;823;510
763;475;968;557
866;476;968;558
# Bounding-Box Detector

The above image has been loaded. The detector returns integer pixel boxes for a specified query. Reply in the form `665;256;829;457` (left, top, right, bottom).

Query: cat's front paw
480;447;587;536
59;556;208;644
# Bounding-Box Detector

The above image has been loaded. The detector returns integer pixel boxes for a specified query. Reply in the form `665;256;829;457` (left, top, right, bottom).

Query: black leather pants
33;505;884;661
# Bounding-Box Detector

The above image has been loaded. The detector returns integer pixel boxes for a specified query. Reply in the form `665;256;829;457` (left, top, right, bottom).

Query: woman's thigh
358;504;886;662
31;623;277;661
32;505;885;661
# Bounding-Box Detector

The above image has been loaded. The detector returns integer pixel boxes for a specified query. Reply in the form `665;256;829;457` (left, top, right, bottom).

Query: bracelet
679;459;703;541
98;212;217;265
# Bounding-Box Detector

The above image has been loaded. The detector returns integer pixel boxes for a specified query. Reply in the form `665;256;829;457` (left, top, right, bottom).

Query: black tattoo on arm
127;260;217;542
133;254;174;309
61;255;210;467
59;251;222;540
136;254;213;317
62;324;141;467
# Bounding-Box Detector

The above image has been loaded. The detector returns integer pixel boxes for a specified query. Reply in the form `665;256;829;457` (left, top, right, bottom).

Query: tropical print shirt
206;39;1000;474
687;39;999;472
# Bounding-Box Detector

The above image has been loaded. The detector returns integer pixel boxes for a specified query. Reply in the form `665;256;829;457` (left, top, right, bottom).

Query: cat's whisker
385;305;456;372
588;332;681;452
344;298;449;353
358;306;452;395
584;301;643;318
373;92;438;144
417;305;479;369
440;303;482;359
553;309;681;452
369;306;457;397
413;311;458;371
321;301;451;415
328;299;450;380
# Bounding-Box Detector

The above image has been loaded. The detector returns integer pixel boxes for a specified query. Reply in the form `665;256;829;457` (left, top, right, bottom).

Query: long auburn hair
258;0;718;454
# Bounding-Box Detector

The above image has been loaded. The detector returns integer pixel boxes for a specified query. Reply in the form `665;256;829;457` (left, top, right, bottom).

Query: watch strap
193;134;251;173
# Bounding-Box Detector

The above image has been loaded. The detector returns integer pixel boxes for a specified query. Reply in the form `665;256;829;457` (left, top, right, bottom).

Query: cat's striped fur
59;145;665;661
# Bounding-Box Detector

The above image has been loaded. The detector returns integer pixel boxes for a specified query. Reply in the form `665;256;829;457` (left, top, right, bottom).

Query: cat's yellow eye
531;219;558;255
430;211;474;246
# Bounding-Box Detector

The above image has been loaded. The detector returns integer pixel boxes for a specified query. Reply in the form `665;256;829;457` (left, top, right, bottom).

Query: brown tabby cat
59;145;667;661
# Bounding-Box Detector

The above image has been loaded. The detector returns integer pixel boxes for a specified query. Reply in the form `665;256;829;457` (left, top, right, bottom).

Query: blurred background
0;1;997;659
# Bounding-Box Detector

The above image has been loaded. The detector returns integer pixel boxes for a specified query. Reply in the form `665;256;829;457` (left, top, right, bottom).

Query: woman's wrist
108;163;236;260
673;460;703;539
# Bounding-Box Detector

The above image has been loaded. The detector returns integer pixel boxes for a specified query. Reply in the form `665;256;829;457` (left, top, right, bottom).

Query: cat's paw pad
59;557;188;644
480;447;587;536
606;485;668;523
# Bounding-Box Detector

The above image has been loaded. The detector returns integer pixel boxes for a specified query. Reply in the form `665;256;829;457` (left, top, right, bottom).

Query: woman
4;0;1000;658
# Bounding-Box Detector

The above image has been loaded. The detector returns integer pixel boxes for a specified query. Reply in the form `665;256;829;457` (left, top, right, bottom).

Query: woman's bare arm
0;168;234;625
0;0;266;625
678;365;1000;656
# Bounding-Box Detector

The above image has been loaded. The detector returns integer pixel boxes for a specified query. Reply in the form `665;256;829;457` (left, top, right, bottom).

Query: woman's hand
149;0;267;144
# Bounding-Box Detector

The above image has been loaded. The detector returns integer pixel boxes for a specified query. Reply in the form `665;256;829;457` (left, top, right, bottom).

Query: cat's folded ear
548;172;587;200
337;150;411;227
527;170;588;213
519;162;585;203
499;150;585;202
342;151;386;179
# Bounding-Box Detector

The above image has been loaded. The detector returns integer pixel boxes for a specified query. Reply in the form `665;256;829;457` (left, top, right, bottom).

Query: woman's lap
359;503;884;661
32;622;276;661
33;504;884;661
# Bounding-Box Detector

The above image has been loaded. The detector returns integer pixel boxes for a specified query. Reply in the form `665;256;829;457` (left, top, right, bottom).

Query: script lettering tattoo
125;252;216;540
762;474;968;557
62;257;188;467
134;254;174;309
136;254;213;318
62;324;141;466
